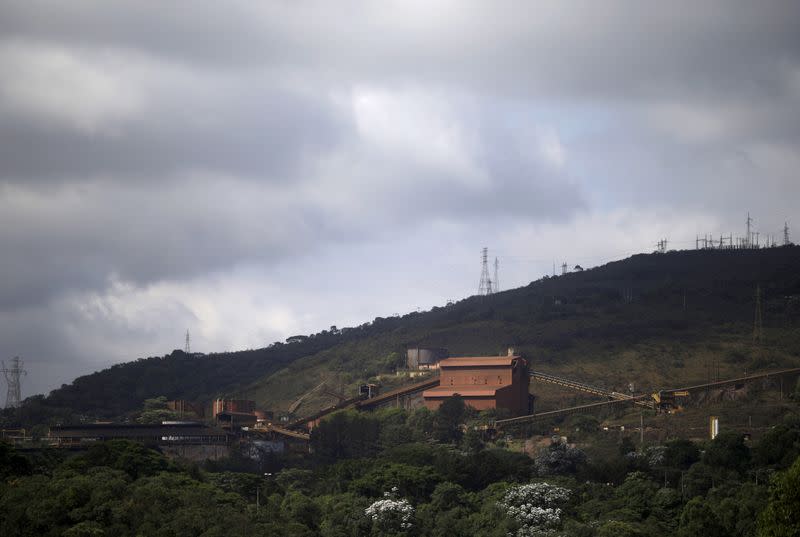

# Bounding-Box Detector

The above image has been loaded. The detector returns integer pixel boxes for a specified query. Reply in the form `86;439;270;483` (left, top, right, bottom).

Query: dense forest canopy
3;398;800;536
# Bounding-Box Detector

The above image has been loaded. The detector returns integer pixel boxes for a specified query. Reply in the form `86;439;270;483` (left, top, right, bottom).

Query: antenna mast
1;356;27;408
494;257;499;293
185;330;191;354
785;222;791;246
746;212;753;248
478;248;494;295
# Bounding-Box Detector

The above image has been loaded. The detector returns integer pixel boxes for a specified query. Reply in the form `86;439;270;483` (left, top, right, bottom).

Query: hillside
245;246;800;415
5;246;800;425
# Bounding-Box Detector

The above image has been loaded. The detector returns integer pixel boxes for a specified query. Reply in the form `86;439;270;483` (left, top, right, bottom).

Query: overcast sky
1;1;798;397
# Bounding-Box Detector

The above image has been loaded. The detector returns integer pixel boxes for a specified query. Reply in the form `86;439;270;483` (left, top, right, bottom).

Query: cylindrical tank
406;347;449;369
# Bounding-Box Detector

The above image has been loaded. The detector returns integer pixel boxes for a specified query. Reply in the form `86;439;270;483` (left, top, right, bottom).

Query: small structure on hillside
422;349;531;415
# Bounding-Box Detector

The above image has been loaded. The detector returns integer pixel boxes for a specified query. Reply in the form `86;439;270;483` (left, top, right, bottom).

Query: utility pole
753;284;764;345
478;248;493;295
1;357;27;409
640;412;644;447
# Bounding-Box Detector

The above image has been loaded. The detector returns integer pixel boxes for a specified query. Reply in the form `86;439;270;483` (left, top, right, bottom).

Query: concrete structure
406;347;448;370
423;352;530;414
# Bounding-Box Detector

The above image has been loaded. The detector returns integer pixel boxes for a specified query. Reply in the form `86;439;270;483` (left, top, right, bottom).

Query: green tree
753;424;800;470
136;396;181;424
678;496;727;537
311;410;381;461
597;520;643;537
703;431;751;474
664;439;701;470
758;455;800;537
65;440;169;479
433;396;466;444
461;428;485;454
0;443;32;479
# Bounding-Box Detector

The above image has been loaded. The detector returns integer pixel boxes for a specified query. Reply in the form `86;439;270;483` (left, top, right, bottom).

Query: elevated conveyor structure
531;370;653;408
286;375;439;430
496;395;651;427
499;367;800;429
660;367;800;396
355;377;439;410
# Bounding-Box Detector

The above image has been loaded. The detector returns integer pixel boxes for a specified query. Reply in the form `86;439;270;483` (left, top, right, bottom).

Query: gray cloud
0;1;798;396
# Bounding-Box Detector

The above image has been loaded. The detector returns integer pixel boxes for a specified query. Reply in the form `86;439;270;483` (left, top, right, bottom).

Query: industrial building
422;351;531;414
212;399;255;416
212;398;274;430
48;422;228;447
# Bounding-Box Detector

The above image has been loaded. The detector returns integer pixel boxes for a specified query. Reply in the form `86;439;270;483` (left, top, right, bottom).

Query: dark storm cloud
0;88;346;182
2;2;798;98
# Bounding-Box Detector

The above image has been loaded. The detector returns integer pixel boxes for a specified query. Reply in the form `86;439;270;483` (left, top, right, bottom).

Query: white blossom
364;487;415;532
498;482;570;537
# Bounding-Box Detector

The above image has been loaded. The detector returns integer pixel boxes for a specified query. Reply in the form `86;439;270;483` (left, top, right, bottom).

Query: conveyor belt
496;395;650;427
287;375;439;429
499;367;800;428
531;370;652;408
355;377;440;409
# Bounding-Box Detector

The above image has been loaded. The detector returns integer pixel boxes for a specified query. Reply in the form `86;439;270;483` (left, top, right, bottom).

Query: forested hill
6;245;800;425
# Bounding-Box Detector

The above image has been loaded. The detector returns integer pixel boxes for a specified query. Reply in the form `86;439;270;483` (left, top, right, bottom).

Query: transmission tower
478;248;494;295
746;212;753;248
494;257;499;293
785;222;791;246
185;330;191;354
561;262;568;276
1;356;27;409
753;284;763;345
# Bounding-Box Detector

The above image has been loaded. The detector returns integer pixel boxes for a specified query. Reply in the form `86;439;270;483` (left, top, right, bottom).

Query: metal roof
438;356;520;367
49;423;227;438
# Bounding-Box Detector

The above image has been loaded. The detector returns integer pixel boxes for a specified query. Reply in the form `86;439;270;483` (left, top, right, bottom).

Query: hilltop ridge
5;246;800;425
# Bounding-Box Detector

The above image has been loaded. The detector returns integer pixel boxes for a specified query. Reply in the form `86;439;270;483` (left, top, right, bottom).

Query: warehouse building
422;351;531;414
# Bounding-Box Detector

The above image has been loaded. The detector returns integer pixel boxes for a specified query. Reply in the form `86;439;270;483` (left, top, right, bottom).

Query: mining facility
21;345;800;463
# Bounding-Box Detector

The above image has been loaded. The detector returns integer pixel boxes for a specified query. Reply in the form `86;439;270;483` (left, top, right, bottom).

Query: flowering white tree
364;487;414;535
498;482;570;537
534;443;586;475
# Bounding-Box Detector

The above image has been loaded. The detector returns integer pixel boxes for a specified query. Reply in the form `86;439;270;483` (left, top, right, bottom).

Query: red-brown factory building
422;352;531;415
